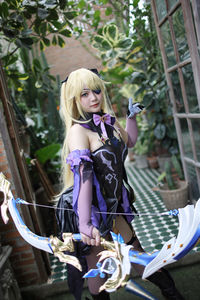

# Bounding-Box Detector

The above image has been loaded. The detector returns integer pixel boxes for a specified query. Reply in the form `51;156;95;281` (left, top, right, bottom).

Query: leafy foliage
0;0;181;187
35;143;61;164
0;0;86;187
91;2;179;156
92;24;134;68
0;0;78;59
157;155;184;190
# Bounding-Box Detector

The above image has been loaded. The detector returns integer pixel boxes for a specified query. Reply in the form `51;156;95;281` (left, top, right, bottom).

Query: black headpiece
61;68;100;84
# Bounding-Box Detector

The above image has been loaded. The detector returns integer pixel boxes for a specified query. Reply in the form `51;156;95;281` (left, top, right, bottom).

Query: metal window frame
151;0;200;200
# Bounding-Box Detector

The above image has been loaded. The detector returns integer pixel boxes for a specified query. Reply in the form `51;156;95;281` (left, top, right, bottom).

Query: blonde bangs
66;68;105;101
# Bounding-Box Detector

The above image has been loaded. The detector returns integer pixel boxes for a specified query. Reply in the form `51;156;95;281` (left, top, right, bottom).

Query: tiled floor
126;163;179;252
49;163;200;283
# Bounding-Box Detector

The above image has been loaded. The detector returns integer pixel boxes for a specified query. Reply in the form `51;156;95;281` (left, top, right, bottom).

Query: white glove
127;98;144;119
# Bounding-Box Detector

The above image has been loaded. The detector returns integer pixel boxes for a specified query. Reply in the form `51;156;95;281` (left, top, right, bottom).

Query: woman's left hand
81;227;101;246
127;98;144;119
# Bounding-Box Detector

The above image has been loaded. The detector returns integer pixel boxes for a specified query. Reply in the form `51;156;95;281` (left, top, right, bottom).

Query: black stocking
67;256;87;300
128;235;185;300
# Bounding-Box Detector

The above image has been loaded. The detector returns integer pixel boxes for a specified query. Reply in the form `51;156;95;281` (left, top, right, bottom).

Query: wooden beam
0;60;51;281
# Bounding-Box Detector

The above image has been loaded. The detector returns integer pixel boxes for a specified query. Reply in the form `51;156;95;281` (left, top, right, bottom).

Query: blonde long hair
59;68;113;191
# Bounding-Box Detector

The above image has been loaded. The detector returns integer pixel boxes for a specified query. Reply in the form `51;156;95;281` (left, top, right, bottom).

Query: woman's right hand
81;227;101;246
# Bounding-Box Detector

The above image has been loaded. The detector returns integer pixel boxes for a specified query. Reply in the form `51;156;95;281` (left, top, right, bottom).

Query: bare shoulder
69;123;86;135
68;124;90;151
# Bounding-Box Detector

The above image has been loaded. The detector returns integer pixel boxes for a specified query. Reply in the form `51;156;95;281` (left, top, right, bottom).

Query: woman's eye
93;89;101;95
81;92;88;97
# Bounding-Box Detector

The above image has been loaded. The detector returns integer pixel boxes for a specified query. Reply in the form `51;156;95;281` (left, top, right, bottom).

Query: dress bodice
59;113;136;237
91;136;128;200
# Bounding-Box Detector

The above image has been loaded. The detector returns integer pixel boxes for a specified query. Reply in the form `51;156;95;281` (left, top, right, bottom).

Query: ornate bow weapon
1;172;200;299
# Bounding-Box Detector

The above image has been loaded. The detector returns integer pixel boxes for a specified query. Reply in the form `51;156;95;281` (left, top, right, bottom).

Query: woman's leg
115;216;145;275
85;245;110;299
115;216;185;300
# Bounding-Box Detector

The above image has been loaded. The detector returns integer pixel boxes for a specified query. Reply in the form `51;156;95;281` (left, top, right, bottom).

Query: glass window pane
179;119;193;159
155;0;167;22
191;0;200;53
160;21;176;67
168;0;178;11
191;119;200;161
185;162;200;201
182;64;199;113
170;70;185;112
172;8;190;61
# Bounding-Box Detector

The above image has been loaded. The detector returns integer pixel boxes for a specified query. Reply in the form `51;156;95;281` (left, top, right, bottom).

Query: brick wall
0;130;47;287
44;34;102;80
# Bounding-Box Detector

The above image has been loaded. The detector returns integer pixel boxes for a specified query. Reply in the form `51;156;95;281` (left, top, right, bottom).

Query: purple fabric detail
125;116;138;148
66;149;92;170
79;114;116;134
66;148;107;230
93;113;112;138
72;169;80;214
91;205;100;228
77;164;94;238
121;185;134;222
79;223;94;238
66;149;92;214
93;173;107;224
80;123;91;130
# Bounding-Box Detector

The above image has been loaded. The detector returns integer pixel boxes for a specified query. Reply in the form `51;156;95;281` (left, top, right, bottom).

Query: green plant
134;139;148;156
157;155;184;190
91;2;179;154
8;47;62;188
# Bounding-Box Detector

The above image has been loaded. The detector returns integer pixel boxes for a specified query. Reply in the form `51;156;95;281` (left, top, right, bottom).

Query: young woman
56;68;184;300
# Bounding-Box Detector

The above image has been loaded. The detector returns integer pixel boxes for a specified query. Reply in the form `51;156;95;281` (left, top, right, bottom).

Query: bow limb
1;201;10;224
0;172;53;254
7;197;82;269
0;172;82;270
0;172;11;224
8;197;54;254
143;198;200;279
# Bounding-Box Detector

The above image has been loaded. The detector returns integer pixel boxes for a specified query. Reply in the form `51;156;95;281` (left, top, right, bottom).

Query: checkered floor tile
126;164;179;252
49;255;68;282
49;163;200;283
126;163;200;253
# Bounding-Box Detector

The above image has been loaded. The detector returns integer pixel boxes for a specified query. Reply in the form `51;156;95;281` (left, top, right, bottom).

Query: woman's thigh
114;215;134;243
85;245;107;294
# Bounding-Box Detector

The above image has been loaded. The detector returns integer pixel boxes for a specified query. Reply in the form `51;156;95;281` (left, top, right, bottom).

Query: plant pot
147;156;159;169
157;155;172;172
135;155;148;169
128;149;135;162
158;180;188;210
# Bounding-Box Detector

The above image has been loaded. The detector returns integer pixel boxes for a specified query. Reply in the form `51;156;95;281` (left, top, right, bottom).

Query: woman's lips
91;103;99;108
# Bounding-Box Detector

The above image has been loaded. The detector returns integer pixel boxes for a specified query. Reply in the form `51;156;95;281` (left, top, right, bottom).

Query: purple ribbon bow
93;114;112;138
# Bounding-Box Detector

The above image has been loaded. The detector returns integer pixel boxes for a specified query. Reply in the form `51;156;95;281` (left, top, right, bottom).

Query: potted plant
133;139;148;168
156;155;188;210
147;153;159;169
146;132;159;169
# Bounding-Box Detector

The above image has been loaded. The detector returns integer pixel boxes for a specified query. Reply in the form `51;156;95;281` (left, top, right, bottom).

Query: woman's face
79;86;103;113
